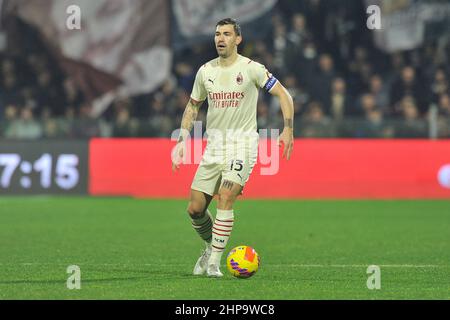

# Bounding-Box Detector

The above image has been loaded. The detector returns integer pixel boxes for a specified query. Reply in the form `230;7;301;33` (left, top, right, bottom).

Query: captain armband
264;76;278;93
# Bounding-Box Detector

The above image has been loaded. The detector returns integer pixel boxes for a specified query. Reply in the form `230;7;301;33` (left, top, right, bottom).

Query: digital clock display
0;141;88;194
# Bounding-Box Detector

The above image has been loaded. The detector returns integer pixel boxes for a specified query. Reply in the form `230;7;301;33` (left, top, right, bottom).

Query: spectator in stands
4;107;43;140
43;120;60;138
437;118;450;138
356;108;394;138
1;71;21;106
141;94;173;137
356;108;380;138
1;58;15;74
287;13;310;48
112;107;138;137
437;93;450;117
272;21;288;74
435;94;450;138
386;52;406;86
430;68;448;104
434;93;450;137
3;104;18;122
173;89;191;132
285;13;311;74
299;101;334;137
395;97;427;138
310;54;336;109
159;77;179;117
348;46;369;83
1;104;18;136
257;101;271;130
71;104;100;139
359;93;378;117
58;106;76;138
26;53;48;75
390;66;428;116
20;86;38;111
293;85;310;119
42;106;61;139
63;77;83;113
35;70;64;116
346;47;370;95
368;74;390;113
301;0;326;48
355;90;392;138
329;77;355;120
292;40;318;89
174;62;195;93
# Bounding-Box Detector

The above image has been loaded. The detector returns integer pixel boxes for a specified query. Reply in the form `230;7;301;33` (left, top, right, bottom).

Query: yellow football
226;245;260;278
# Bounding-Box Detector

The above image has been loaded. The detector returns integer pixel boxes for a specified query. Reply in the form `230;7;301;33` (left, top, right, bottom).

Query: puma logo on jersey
208;79;215;85
237;173;243;181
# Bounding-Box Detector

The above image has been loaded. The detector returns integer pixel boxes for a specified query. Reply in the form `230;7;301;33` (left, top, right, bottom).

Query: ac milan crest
236;72;243;85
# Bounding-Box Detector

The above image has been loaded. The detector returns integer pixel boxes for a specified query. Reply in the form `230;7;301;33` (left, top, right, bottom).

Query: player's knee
187;201;206;218
218;190;236;207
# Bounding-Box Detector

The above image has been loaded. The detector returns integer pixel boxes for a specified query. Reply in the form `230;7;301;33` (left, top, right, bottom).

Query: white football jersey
190;54;277;146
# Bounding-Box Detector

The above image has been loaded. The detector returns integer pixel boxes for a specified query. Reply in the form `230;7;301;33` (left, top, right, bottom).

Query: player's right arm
172;98;203;172
172;67;207;172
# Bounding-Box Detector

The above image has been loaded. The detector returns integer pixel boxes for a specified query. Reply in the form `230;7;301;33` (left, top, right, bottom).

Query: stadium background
0;0;449;300
0;0;449;197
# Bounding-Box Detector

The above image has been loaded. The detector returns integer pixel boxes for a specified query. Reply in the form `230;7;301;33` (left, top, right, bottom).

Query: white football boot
193;245;212;275
206;263;223;278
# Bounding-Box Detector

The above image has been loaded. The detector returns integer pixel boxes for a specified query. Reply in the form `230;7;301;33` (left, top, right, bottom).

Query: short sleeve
251;62;278;92
190;68;207;103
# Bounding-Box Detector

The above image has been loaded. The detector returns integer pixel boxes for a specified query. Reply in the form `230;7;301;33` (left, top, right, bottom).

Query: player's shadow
88;267;220;280
92;267;195;280
86;267;237;281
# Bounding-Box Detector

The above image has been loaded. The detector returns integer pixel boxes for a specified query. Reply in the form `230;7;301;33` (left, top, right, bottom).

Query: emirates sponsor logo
208;91;245;108
208;91;245;100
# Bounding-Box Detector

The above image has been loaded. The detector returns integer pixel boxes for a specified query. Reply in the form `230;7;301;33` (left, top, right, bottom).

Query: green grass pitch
0;197;449;299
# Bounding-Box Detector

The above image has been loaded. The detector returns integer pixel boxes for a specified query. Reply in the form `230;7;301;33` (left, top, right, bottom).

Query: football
226;245;260;278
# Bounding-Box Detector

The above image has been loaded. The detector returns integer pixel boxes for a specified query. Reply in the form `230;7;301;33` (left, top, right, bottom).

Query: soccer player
172;18;294;277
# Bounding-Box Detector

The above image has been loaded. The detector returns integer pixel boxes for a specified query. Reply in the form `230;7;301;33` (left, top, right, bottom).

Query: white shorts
191;137;258;196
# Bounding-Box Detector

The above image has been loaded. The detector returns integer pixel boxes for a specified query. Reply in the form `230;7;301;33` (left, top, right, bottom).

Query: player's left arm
269;81;294;160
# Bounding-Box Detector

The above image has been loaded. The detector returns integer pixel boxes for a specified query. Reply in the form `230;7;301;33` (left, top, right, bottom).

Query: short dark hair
216;18;242;36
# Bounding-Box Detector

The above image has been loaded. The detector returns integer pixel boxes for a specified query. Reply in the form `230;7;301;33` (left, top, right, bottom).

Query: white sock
210;209;234;265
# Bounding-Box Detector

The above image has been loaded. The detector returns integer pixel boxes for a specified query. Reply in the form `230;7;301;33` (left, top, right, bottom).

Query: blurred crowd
1;0;450;140
0;50;95;140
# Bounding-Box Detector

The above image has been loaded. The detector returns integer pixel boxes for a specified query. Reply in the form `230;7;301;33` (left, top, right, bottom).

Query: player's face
215;24;241;58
